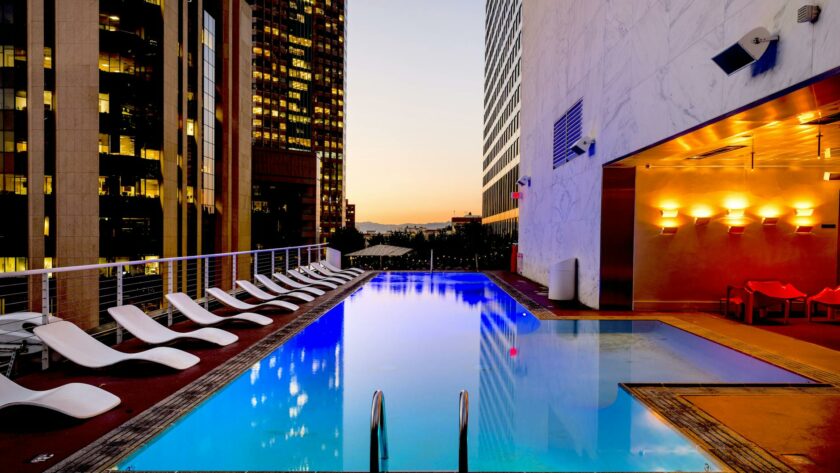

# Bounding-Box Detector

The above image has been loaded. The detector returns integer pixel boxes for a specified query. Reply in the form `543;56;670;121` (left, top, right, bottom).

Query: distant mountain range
356;221;450;233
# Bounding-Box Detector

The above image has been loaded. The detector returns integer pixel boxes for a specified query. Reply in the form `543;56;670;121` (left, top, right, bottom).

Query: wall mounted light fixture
728;224;746;235
694;216;711;225
727;208;745;218
660;209;678;218
762;217;779;225
795;208;814;217
660;225;678;235
824;172;840;181
795;225;814;234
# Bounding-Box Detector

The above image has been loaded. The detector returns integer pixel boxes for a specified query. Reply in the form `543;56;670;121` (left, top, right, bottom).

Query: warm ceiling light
795;208;814;217
660;209;679;218
694;217;711;225
727;208;745;218
762;217;779;225
728;224;746;234
795;225;814;234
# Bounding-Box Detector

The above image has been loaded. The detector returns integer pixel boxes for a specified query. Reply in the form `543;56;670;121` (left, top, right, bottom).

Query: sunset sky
345;0;484;224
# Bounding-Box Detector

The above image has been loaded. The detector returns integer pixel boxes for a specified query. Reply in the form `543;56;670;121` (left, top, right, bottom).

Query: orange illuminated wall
633;167;838;311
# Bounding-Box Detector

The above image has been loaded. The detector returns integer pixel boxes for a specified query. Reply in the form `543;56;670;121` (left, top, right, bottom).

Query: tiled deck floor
0;273;372;473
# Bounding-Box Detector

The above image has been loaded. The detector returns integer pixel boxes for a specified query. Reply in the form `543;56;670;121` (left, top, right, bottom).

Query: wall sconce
727;208;745;218
762;217;779;225
660;225;678;235
694;216;711;225
660;209;679;218
728;224;746;234
795;208;814;217
795;225;814;234
825;172;840;181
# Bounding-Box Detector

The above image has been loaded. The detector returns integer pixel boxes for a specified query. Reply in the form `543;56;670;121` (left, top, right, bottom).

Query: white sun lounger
277;271;336;290
236;280;314;303
299;266;347;285
0;312;62;356
257;274;325;297
207;287;299;312
322;260;363;275
0;374;121;419
309;264;353;281
166;293;274;327
108;305;237;347
32;321;199;370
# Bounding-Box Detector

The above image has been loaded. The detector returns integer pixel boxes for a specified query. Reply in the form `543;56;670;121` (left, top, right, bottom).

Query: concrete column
54;0;99;328
26;0;45;312
162;0;179;298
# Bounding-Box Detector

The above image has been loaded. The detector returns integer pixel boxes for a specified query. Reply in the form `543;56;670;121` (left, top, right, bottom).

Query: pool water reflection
119;272;809;471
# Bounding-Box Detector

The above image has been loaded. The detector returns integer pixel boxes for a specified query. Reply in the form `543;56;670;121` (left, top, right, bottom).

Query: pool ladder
369;389;470;473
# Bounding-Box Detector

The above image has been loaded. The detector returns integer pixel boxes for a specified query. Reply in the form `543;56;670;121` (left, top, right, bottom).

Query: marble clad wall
519;0;840;308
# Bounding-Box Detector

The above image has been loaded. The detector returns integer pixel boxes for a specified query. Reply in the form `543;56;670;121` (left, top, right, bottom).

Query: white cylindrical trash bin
548;258;576;301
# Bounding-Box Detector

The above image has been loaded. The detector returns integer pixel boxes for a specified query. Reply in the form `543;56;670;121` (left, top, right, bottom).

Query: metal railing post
231;255;237;292
307;247;311;266
370;390;389;473
253;252;258;277
297;248;301;269
318;245;322;262
41;273;49;370
270;250;275;275
285;249;289;273
204;257;210;309
167;261;174;326
459;390;470;473
116;265;124;343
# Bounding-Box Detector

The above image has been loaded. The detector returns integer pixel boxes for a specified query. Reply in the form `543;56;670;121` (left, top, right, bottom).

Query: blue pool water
119;272;810;472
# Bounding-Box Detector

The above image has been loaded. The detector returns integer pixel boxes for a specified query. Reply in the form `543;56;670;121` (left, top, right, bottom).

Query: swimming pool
118;272;810;472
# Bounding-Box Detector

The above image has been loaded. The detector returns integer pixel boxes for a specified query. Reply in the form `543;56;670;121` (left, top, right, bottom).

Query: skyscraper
251;0;345;247
481;0;520;235
0;0;253;323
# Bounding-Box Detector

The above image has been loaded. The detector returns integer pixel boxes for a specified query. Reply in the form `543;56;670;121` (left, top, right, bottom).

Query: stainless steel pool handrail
459;390;469;473
370;390;389;472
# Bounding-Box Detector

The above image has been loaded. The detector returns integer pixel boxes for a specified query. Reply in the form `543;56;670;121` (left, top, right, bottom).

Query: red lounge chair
806;287;840;321
743;281;806;325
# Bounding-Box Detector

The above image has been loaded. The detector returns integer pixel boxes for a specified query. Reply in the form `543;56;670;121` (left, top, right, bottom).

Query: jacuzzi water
117;272;810;471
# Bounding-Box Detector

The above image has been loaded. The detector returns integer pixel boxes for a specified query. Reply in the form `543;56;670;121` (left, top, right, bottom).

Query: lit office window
201;11;216;213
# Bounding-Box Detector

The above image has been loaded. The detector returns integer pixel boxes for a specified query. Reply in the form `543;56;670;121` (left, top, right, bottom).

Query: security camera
712;26;779;75
569;136;594;156
516;176;531;187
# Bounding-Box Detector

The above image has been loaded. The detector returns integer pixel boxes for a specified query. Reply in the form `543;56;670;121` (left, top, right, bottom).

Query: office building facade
0;0;252;324
481;0;521;235
251;0;345;247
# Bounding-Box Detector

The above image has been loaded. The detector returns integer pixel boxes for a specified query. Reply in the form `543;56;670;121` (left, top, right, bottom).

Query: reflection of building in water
246;304;345;470
477;286;518;462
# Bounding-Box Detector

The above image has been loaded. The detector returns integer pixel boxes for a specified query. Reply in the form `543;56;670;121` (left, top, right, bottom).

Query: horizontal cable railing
0;243;326;372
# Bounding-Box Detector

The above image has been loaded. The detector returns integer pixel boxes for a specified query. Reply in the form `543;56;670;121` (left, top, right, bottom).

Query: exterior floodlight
712;27;778;75
797;5;821;23
570;136;595;156
517;176;531;187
